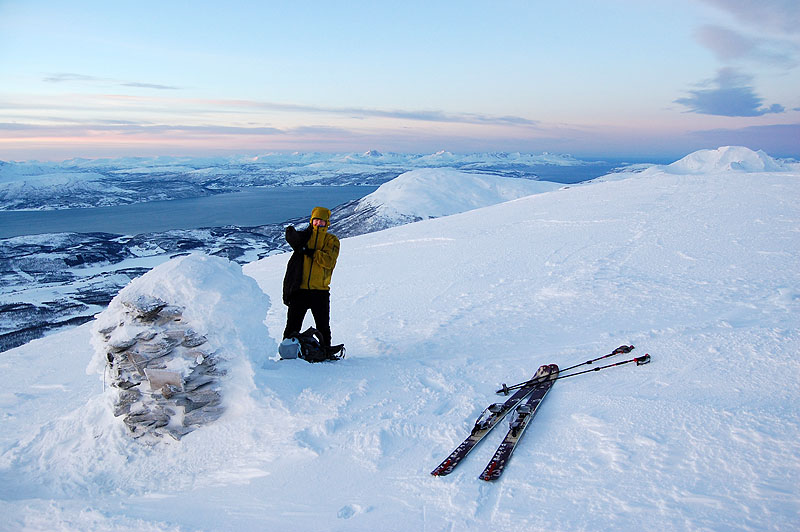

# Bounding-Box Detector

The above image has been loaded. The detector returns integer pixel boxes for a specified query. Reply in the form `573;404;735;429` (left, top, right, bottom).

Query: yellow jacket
301;207;339;291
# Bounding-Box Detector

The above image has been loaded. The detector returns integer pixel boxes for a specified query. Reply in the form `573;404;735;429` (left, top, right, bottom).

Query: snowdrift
1;148;799;531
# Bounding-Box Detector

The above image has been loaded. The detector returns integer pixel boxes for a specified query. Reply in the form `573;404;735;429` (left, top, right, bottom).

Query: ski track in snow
1;154;799;531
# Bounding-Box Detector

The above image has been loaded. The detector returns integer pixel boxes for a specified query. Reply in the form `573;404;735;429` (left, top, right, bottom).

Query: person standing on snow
282;206;340;347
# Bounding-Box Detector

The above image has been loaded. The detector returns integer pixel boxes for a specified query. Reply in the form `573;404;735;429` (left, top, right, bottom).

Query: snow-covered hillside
331;168;563;236
1;148;799;531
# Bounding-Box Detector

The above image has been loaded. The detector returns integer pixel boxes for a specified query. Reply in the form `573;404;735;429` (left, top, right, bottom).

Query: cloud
698;0;800;36
675;68;785;116
43;72;181;90
0;121;283;137
238;100;540;127
695;1;800;73
356;108;539;126
120;82;181;90
694;25;797;66
42;73;102;83
22;87;537;128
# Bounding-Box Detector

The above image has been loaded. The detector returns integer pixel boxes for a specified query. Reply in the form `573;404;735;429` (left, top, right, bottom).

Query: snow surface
1;148;799;531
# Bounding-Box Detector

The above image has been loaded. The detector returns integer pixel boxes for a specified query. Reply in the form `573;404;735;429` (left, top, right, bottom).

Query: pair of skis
431;345;649;481
430;363;558;480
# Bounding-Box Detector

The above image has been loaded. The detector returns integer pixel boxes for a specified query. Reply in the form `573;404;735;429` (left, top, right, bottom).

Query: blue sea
0;186;377;238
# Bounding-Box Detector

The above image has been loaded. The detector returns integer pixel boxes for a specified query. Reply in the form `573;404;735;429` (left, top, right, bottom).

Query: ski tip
635;354;651;365
479;464;501;481
431;460;454;476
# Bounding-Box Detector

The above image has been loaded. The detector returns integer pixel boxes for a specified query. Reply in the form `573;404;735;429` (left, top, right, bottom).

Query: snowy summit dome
666;146;786;174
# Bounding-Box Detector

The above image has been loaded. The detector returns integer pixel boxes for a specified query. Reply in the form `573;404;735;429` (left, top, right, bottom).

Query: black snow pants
283;289;331;346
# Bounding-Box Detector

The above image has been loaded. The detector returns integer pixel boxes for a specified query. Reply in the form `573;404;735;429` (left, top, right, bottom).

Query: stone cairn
97;295;225;441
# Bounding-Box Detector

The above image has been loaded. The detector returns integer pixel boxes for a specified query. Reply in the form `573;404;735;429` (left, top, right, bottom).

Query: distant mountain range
0;151;604;211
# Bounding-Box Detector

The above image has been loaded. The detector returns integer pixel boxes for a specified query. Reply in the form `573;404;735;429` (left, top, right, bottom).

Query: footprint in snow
337;504;367;519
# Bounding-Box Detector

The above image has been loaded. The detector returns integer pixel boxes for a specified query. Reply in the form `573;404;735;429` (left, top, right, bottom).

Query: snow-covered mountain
665;145;791;173
591;146;797;184
0;151;601;211
331;168;563;236
1;147;798;531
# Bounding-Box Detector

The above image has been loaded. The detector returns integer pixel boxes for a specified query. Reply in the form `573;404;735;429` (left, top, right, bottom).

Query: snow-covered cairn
88;253;270;442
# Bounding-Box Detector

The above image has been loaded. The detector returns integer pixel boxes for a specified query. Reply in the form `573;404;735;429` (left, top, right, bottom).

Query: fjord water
0;185;377;238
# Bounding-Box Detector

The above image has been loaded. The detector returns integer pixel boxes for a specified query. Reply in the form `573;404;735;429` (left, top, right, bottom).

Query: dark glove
285;226;301;251
302;247;315;257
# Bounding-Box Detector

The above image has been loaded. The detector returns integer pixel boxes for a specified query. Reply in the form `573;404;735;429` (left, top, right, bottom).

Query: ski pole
496;353;650;394
560;344;635;373
553;354;650;381
496;345;635;395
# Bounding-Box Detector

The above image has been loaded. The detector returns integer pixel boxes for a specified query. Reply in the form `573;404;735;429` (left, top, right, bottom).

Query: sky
0;0;798;162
